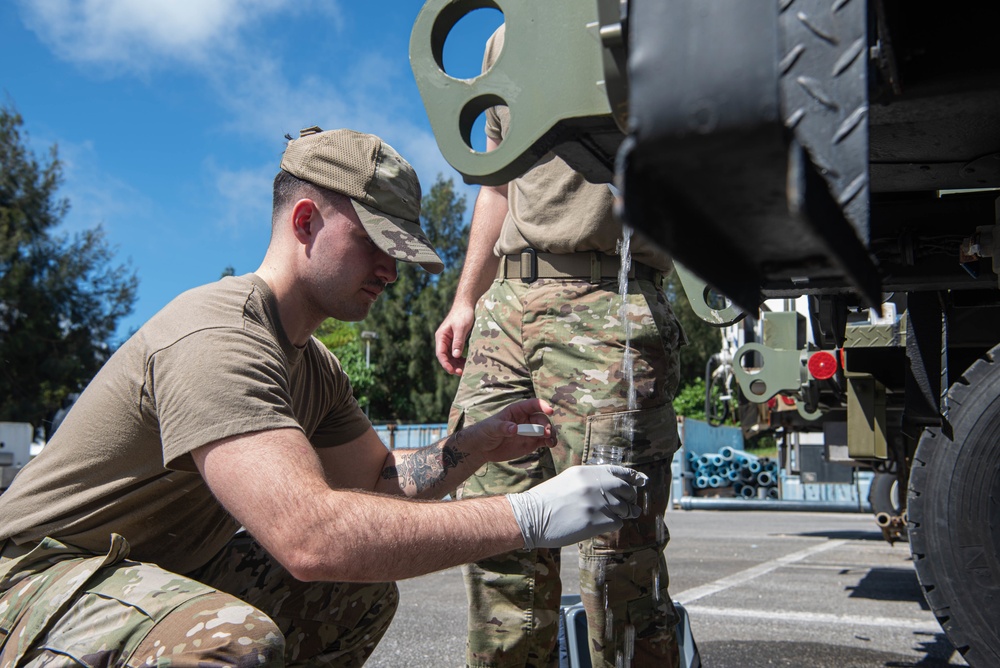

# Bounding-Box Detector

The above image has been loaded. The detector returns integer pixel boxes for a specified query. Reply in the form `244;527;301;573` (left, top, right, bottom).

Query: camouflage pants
0;533;397;668
450;276;684;668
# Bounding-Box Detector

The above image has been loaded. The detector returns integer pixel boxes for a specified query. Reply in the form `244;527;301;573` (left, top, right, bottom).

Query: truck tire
868;471;902;516
908;344;1000;667
868;471;908;542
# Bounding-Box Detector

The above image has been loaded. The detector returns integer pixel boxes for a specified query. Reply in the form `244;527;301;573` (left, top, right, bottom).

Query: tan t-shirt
484;25;672;271
0;274;370;574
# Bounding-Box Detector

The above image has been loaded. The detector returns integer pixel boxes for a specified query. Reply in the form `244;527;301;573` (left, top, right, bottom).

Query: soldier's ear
290;199;319;245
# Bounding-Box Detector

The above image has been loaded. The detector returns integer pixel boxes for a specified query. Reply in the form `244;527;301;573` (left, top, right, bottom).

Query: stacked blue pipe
686;446;780;499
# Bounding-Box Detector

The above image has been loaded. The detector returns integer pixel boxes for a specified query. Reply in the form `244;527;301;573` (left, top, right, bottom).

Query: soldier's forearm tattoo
380;433;472;493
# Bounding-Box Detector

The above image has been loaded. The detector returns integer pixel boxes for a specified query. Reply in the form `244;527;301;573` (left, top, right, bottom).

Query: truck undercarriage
409;1;1000;664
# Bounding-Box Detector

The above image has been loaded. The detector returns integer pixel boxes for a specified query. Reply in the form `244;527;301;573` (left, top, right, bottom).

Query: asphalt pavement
366;508;968;667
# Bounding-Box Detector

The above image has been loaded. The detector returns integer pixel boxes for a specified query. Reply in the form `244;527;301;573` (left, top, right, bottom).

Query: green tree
664;271;724;387
672;377;709;421
314;319;377;411
359;175;468;422
0;106;138;435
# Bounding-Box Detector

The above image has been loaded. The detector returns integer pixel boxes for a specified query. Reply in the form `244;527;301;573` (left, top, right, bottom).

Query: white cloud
193;45;465;203
17;0;342;74
14;0;442;156
15;0;474;227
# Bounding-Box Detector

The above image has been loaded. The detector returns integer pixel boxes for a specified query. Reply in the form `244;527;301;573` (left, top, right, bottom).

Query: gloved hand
506;464;649;550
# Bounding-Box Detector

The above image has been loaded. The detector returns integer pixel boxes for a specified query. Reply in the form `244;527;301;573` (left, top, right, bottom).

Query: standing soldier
436;24;686;668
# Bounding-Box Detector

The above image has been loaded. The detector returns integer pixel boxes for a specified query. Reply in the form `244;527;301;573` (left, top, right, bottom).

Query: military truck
705;296;908;539
408;1;1000;665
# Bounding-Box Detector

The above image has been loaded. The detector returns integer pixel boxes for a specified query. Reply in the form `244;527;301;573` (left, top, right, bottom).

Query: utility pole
361;330;378;368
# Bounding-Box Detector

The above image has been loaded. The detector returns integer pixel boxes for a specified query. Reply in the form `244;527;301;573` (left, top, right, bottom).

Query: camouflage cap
280;126;444;274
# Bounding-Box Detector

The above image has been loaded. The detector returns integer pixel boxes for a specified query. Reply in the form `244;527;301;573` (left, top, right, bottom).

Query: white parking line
675;539;848;604
681;605;938;631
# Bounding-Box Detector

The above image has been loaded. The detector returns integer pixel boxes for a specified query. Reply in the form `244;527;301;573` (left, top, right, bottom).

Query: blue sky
0;0;502;341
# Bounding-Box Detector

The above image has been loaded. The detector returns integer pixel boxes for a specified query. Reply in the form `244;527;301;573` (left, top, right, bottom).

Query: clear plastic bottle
587;443;624;466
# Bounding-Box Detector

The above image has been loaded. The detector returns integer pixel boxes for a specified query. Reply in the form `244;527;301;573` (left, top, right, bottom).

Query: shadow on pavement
847;567;930;610
794;529;887;541
698;638;966;667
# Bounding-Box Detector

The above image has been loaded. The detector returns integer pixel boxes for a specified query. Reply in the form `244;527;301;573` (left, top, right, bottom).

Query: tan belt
497;250;661;284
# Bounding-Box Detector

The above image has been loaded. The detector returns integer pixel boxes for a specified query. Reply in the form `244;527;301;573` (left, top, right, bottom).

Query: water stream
613;225;640;668
615;224;638;455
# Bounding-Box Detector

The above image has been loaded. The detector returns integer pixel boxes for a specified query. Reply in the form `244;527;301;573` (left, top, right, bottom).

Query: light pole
361;330;378;368
360;331;378;418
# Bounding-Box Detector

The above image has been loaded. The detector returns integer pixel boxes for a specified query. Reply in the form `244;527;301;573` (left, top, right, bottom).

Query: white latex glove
506;464;649;550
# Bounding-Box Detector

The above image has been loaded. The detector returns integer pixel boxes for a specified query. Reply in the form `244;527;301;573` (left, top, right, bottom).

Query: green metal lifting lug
409;0;621;185
674;262;747;327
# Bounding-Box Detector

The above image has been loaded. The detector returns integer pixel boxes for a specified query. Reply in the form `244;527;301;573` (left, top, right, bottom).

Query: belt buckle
520;248;537;284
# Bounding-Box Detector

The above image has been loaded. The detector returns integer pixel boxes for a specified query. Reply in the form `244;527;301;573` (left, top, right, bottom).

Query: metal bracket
846;372;888;459
794;399;823;421
409;0;619;185
674;262;746;327
975;218;1000;288
732;342;805;403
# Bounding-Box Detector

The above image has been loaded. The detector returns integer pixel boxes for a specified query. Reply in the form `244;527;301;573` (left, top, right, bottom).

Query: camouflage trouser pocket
581;404;676;556
0;536;285;668
576;429;681;668
0;535;132;666
583;403;680;467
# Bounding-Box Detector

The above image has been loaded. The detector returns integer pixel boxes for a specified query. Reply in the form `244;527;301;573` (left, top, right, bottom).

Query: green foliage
0;106;138;435
673;378;708;421
314;318;357;350
333;341;377;408
315;319;377;410
358;176;468;422
744;433;778;459
673;376;740;427
664;271;724;386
